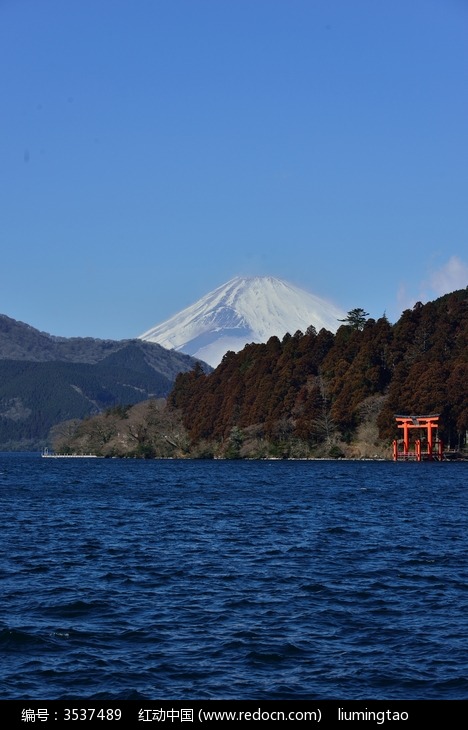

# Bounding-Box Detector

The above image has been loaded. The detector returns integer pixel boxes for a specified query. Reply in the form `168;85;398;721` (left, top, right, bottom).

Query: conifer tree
338;308;369;330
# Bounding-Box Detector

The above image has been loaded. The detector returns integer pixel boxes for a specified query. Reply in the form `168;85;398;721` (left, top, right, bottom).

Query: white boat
41;448;100;458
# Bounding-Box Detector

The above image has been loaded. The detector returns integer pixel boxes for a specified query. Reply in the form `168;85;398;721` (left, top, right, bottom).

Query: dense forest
54;288;467;459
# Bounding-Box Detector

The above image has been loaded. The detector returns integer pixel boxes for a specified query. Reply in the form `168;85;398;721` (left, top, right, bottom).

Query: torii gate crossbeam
393;414;443;461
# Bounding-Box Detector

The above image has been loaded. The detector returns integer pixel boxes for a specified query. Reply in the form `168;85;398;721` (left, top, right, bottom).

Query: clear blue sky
2;0;467;339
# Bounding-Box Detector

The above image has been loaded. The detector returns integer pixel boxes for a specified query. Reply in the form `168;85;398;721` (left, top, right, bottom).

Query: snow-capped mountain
138;276;346;368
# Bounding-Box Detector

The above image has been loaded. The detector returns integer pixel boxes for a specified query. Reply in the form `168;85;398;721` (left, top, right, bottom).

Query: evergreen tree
338;308;369;330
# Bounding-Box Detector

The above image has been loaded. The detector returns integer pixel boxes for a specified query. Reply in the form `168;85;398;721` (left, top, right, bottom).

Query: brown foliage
60;288;468;457
168;289;468;454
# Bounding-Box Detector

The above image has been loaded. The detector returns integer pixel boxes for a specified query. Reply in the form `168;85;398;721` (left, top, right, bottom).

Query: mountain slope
139;276;346;367
0;313;203;376
0;314;209;450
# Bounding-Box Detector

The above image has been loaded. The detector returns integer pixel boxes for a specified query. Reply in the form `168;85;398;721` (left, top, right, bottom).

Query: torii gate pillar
393;415;442;461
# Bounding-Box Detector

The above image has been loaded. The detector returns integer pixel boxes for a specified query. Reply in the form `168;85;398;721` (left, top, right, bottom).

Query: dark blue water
1;454;466;700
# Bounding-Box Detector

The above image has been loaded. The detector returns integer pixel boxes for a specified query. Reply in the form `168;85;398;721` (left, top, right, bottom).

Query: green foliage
328;445;345;459
224;426;244;459
338;308;370;330
105;404;131;419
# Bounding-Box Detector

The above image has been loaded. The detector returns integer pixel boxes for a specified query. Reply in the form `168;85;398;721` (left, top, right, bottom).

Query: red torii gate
393;414;444;461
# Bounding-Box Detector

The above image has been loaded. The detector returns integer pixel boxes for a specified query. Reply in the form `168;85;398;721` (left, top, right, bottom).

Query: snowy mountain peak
138;276;346;368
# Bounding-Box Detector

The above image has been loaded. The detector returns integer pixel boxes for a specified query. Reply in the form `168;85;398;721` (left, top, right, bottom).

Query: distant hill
139;276;345;367
0;314;209;451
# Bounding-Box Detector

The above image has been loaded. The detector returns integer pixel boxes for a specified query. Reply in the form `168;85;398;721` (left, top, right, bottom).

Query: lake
1;455;466;700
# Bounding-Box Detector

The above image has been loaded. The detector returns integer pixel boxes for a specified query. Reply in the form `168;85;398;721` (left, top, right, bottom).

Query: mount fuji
138;276;346;368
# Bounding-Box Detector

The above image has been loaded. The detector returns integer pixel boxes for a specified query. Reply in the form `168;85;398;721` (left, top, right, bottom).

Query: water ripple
0;455;467;699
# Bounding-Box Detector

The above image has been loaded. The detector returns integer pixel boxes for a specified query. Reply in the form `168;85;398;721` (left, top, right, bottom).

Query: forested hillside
55;289;467;459
0;315;209;450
